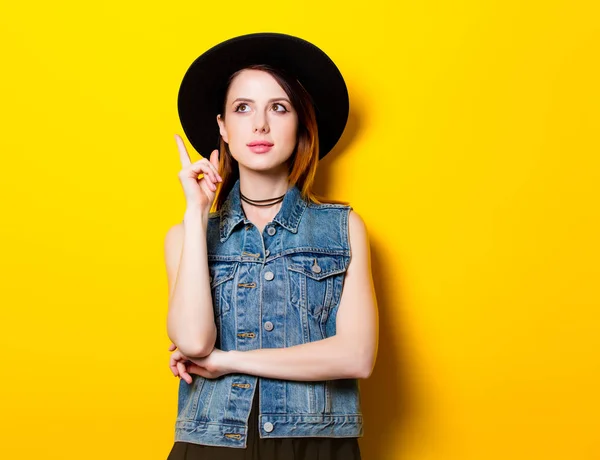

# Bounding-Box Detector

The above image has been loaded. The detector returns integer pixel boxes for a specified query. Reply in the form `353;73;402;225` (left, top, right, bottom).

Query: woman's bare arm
165;209;216;358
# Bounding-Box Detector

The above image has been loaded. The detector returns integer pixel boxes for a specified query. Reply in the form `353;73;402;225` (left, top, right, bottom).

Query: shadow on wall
314;93;419;460
358;242;415;460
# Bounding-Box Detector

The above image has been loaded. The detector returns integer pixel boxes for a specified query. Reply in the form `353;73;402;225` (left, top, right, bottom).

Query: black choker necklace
240;191;286;207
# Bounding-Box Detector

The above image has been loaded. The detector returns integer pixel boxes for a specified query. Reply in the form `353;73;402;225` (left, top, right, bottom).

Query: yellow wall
1;1;598;459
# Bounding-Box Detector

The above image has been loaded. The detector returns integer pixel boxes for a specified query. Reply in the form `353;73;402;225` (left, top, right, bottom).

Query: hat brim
177;33;349;160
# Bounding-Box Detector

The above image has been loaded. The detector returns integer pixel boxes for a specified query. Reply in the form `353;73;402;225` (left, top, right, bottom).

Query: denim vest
174;179;363;448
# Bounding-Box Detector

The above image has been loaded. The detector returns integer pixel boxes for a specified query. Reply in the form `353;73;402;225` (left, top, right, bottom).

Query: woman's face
216;69;298;173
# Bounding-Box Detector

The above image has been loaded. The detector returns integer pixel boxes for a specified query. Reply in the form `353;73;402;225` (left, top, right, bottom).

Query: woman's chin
236;155;291;173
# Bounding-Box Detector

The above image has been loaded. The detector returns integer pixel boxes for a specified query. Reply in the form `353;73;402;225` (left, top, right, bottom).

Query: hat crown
177;32;349;159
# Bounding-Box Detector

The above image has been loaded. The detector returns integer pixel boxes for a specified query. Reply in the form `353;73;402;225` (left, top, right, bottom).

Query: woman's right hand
175;134;223;216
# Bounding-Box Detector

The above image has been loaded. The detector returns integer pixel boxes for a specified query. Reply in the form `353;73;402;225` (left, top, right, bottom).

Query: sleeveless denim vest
174;179;363;448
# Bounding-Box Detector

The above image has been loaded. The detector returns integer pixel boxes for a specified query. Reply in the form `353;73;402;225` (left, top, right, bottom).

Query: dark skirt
167;391;361;460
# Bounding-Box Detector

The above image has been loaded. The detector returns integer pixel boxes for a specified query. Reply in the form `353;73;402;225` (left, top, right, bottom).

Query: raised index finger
174;134;191;167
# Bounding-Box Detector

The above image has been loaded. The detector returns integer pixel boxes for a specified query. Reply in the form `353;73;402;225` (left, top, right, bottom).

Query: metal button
267;226;276;236
311;264;322;274
263;422;274;433
264;321;274;331
264;271;274;281
265;249;270;257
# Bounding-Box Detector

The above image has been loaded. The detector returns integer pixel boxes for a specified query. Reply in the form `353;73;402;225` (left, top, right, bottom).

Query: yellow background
1;1;598;459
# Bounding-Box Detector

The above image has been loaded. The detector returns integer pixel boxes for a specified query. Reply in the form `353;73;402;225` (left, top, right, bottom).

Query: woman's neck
238;168;291;232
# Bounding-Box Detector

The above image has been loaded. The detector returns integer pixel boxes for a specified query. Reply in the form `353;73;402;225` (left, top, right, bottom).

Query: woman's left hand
168;343;232;383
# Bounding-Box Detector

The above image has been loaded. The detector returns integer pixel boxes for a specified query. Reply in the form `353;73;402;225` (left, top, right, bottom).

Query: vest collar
219;179;307;242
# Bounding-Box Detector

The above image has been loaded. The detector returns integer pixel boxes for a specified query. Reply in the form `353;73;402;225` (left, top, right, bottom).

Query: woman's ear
216;114;229;143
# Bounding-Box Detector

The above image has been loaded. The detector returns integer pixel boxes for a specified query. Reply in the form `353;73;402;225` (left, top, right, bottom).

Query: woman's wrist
223;350;240;375
183;208;208;227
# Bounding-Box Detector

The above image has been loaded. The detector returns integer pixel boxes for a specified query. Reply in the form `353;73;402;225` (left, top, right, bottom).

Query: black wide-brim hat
177;32;349;159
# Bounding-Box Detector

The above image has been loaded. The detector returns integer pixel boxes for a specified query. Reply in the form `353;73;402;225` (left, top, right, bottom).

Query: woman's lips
247;143;273;153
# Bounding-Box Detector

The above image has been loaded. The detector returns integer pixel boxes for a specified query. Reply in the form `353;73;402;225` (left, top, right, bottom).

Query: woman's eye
272;103;288;112
234;103;250;112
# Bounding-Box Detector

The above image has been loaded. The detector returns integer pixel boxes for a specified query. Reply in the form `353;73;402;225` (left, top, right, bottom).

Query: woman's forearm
167;209;216;358
226;335;369;381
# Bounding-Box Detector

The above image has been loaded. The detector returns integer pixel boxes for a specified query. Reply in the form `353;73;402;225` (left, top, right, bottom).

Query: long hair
212;64;348;212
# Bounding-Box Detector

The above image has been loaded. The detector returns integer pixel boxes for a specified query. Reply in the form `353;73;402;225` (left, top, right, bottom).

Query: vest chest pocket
208;261;239;318
286;254;350;321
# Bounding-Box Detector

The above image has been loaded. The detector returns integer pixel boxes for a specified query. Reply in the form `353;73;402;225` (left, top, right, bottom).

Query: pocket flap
287;254;349;280
209;262;238;288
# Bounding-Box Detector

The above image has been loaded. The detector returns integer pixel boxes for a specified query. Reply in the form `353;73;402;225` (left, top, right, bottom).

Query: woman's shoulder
164;221;184;246
306;196;352;210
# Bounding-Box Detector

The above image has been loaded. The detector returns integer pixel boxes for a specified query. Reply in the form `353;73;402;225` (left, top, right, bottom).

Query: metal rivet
265;249;270;257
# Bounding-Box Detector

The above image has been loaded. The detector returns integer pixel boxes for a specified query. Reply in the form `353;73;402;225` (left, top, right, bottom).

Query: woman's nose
253;113;269;133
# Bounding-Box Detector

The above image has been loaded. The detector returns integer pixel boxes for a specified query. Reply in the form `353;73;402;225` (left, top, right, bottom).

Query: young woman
164;33;378;459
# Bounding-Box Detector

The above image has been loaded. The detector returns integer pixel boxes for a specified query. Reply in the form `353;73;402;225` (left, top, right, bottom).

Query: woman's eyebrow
231;97;292;105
